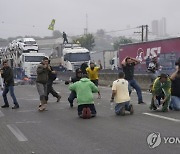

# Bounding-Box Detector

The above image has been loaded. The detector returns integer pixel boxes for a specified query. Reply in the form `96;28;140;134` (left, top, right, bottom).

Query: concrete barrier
57;72;152;90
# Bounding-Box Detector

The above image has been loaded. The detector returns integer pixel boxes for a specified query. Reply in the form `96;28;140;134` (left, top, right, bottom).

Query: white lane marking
16;121;41;124
17;98;39;101
0;110;4;117
143;113;180;122
7;124;28;141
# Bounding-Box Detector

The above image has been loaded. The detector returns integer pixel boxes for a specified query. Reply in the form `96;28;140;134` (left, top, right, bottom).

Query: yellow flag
48;19;55;31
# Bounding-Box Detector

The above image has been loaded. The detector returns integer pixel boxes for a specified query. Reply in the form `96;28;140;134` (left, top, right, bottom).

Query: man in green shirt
69;74;99;119
150;74;171;112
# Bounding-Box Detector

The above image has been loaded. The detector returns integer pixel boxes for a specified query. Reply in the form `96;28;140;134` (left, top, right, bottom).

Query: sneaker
82;108;87;119
120;107;125;116
86;107;91;119
154;99;160;108
57;95;61;102
138;101;146;104
12;105;19;109
129;104;134;115
1;104;9;108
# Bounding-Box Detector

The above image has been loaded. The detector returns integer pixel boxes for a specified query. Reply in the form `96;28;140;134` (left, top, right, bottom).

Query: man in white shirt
111;72;133;115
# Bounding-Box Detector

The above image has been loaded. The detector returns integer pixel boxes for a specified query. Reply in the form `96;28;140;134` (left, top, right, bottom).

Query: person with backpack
46;60;61;102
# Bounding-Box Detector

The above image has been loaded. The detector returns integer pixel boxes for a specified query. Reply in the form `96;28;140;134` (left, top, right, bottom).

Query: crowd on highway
0;55;180;119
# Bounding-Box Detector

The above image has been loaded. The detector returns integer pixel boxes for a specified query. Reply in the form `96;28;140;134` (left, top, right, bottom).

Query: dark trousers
78;104;96;116
3;85;19;106
47;80;59;100
68;91;76;105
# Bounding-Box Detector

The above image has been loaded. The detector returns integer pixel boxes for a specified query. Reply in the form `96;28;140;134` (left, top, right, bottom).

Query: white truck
19;52;46;78
51;44;90;71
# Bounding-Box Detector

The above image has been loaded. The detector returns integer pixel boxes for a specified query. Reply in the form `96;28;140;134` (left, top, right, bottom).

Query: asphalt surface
0;82;179;154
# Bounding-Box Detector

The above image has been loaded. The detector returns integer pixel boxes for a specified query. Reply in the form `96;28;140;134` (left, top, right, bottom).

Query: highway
0;82;179;154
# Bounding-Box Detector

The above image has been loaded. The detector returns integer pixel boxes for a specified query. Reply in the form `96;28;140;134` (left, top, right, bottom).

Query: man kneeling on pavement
69;74;99;119
111;72;133;116
150;73;171;112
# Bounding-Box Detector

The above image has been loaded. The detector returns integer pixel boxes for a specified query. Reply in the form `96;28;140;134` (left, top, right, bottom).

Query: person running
121;57;145;104
36;57;51;111
111;72;133;116
86;61;102;98
150;73;171;112
80;62;88;75
65;68;82;107
46;60;61;103
69;74;99;119
63;32;68;44
1;60;19;109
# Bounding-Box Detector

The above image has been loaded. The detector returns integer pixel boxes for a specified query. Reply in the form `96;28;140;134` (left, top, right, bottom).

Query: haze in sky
0;0;180;38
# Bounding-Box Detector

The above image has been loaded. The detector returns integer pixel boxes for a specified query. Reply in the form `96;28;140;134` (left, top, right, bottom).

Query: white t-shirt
112;79;130;103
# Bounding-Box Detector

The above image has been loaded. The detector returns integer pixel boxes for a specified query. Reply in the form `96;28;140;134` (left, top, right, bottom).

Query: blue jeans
170;96;180;111
128;79;143;102
3;85;18;106
115;101;130;115
68;91;76;105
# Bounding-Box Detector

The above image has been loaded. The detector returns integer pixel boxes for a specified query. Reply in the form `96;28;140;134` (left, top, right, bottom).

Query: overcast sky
1;0;180;38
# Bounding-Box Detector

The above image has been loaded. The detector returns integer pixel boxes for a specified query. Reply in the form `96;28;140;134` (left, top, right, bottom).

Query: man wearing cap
86;61;102;98
150;73;171;112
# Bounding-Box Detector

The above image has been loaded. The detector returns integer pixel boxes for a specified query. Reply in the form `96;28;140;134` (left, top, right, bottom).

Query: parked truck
118;37;180;72
51;43;90;71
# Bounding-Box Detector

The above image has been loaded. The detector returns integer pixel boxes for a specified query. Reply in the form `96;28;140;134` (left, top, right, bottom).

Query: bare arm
111;90;116;102
170;66;179;80
130;57;140;65
121;57;128;66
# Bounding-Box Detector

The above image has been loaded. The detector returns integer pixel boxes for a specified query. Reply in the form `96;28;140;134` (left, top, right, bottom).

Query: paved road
0;82;179;154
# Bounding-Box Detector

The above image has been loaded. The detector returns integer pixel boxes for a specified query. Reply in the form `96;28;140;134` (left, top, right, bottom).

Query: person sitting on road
169;59;180;111
65;68;82;108
150;73;171;112
111;72;133;116
69;74;99;119
86;61;102;99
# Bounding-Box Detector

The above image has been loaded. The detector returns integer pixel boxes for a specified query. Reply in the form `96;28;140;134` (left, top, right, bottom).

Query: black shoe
70;103;73;108
57;95;61;102
138;101;146;104
1;105;9;108
12;105;19;109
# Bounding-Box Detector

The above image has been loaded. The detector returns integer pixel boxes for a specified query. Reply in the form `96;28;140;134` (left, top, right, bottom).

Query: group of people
0;56;179;119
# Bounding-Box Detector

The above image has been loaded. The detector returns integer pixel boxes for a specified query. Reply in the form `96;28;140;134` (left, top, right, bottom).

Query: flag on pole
48;19;55;30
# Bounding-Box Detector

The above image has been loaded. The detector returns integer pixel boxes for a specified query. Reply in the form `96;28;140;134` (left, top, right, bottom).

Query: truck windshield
25;56;44;62
64;52;90;62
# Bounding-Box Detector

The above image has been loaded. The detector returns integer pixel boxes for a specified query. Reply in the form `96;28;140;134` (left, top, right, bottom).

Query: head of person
125;57;132;65
152;56;157;62
76;68;82;78
81;73;88;79
42;57;49;65
159;73;168;83
2;60;9;68
90;62;95;69
118;72;125;79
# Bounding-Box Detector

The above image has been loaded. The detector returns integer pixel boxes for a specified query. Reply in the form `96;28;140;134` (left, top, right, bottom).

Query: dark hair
125;57;131;62
118;72;125;78
90;61;94;64
175;57;180;67
43;57;49;61
159;73;168;79
2;60;8;65
82;73;88;78
76;68;82;74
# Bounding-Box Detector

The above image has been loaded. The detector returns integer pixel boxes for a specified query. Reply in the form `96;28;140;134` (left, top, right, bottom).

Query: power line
105;27;139;34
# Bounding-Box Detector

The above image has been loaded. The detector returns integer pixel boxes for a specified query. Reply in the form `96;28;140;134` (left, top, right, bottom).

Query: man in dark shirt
122;57;145;104
63;32;68;44
1;60;19;109
170;65;180;110
65;68;82;107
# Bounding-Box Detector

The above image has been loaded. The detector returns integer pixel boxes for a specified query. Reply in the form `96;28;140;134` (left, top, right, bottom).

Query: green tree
113;36;133;50
74;34;95;51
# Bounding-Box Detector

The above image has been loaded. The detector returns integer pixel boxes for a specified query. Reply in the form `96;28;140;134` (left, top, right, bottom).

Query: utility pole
134;25;148;42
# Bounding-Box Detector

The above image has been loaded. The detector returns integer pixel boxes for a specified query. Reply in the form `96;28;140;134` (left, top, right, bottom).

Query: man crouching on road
36;57;51;111
69;74;99;119
111;72;133;116
150;73;171;112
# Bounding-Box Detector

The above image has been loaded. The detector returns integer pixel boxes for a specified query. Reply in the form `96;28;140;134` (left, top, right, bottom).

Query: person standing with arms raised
122;57;145;104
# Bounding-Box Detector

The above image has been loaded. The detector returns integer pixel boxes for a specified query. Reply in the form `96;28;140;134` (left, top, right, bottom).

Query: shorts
91;79;98;87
